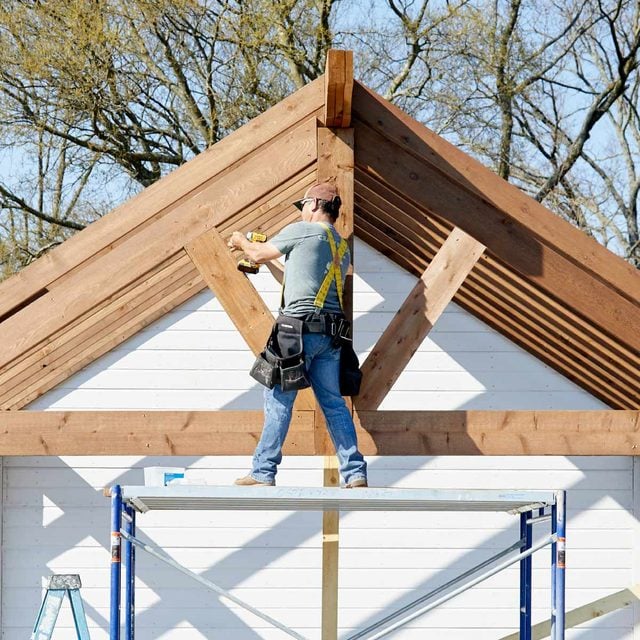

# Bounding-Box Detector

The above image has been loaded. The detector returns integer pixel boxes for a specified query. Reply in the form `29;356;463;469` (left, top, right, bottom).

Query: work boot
234;475;275;487
345;478;368;488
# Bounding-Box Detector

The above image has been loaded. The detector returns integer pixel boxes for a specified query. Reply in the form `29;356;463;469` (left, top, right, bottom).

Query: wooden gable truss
0;50;638;456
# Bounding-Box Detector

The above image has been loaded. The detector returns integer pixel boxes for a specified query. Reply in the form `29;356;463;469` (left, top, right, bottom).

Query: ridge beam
323;50;354;128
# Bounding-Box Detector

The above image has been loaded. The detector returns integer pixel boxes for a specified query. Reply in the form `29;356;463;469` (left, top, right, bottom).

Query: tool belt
301;312;348;341
249;313;354;392
250;316;310;392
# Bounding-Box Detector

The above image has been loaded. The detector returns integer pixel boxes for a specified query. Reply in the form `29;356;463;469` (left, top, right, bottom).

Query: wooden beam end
323;49;354;128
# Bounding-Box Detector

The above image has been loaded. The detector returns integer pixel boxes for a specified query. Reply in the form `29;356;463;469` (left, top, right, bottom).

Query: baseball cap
293;182;339;210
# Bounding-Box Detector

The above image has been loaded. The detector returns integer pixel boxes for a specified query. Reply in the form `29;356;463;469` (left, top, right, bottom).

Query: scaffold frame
108;485;566;640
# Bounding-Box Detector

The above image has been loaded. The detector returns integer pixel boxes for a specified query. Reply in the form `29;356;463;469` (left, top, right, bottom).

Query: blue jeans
251;333;367;485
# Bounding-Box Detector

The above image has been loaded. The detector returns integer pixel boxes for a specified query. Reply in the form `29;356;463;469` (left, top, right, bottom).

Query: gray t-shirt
270;221;350;317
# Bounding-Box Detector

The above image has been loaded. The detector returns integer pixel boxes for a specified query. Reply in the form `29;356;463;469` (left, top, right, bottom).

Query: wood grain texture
323;50;353;127
354;410;640;455
1;410;638;455
0;254;195;404
354;171;640;408
0;119;317;371
352;81;640;307
0;410;314;455
353;118;640;354
7;269;205;410
0;79;324;322
3;171;317;410
356;211;639;409
357;227;485;410
185;229;275;356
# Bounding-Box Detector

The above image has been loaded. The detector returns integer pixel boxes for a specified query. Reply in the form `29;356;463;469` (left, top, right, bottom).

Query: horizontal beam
0;411;314;455
0;410;638;455
354;410;640;455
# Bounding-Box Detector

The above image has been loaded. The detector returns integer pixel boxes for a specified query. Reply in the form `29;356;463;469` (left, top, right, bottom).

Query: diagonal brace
356;227;485;409
185;228;315;410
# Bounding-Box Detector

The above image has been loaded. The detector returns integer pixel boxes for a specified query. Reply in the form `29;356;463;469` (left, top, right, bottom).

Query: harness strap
314;223;348;311
278;223;348;312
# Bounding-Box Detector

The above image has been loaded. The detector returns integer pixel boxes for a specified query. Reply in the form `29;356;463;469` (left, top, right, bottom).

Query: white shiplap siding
8;239;628;639
29;240;607;412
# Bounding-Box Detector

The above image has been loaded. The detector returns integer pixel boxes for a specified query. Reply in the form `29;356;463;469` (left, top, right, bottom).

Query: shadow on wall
4;454;633;639
352;265;608;412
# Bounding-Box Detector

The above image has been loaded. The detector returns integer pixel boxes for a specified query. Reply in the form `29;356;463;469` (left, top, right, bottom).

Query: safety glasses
293;197;314;211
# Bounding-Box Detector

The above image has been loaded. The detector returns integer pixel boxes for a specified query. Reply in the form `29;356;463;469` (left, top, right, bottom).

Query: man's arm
264;259;285;284
227;231;283;263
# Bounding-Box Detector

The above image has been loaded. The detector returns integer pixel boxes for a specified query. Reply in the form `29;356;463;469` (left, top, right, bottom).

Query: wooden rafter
357;227;485;410
0;172;319;411
352;81;640;306
352;83;640;355
2;257;204;410
354;172;640;409
323;49;354;128
0;410;638;456
0;79;325;323
0;119;317;372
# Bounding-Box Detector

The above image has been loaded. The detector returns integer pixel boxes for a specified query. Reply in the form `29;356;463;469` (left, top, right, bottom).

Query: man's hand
227;230;284;264
227;231;246;250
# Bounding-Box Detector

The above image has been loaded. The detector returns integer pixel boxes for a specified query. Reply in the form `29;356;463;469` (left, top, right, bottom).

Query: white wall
29;240;607;412
9;239;626;640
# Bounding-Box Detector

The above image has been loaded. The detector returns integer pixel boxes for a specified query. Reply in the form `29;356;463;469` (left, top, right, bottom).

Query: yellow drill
237;231;267;274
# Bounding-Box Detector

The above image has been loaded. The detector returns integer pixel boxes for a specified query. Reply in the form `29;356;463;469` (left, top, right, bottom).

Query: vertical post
551;502;558;638
110;486;123;640
124;504;136;640
555;491;566;639
319;49;354;640
519;511;533;640
322;456;340;640
317;124;354;639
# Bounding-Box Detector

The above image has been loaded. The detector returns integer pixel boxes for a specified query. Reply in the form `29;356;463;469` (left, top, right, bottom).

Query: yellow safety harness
279;223;349;312
313;223;348;311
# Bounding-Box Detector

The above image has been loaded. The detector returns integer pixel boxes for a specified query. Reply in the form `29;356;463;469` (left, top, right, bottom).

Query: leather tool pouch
249;316;310;392
334;320;363;396
249;346;279;389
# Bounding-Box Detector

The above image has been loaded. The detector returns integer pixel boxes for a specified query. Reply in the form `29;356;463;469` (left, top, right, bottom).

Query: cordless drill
237;231;267;274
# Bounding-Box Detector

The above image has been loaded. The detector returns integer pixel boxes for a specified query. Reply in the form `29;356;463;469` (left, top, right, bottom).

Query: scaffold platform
108;485;566;640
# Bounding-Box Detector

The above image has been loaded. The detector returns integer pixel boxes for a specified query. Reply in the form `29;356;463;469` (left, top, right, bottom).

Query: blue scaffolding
108;486;566;639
